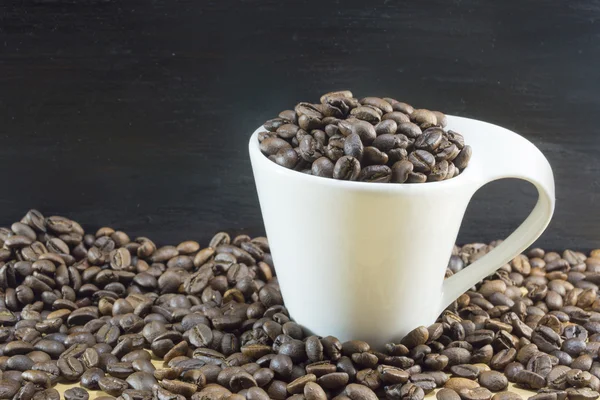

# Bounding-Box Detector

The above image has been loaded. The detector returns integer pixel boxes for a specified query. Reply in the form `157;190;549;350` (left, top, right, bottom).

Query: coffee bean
64;387;89;400
515;369;546;389
390;160;414;183
490;348;516;370
532;326;562;353
458;387;493;400
342;340;371;356
287;373;316;394
547;365;570;390
573;354;594;371
0;377;20;398
321;336;342;361
424;353;449;371
527;352;553;377
269;355;293;380
7;355;34;371
316;372;349;389
14;382;37;400
490;392;522;400
454;145;473;169
160;379;198;397
408;149;435;173
479;370;508;392
333;156;361;181
437;388;461;400
567;369;593;388
32;388;60;400
442;347;471;366
410;109;437;129
107;361;135;379
311;157;335;178
343;383;378;400
444;377;480;392
566;387;600;400
357;165;391;183
304;381;327;400
344;133;364;160
450;364;480;379
99;376;129;396
22;370;51;389
80;367;104;390
415;128;444;152
57;356;84;381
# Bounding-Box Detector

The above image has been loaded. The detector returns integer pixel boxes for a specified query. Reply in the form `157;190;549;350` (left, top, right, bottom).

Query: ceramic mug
249;115;555;349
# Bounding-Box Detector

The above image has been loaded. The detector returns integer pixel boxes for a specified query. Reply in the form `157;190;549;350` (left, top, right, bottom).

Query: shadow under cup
249;115;555;349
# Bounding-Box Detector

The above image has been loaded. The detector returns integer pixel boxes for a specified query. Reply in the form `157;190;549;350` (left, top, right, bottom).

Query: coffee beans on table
0;209;598;399
258;91;472;183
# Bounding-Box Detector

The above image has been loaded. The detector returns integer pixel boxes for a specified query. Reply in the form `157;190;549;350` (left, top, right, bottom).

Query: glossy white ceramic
249;115;555;348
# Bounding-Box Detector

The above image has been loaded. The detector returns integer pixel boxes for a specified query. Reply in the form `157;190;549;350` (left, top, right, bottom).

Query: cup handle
438;127;555;314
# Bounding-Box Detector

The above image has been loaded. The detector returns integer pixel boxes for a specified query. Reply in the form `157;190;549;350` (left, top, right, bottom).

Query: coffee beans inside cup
0;210;598;400
258;91;472;183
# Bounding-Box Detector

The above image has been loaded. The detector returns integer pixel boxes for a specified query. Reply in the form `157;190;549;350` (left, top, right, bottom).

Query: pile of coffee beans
258;90;472;183
0;210;598;400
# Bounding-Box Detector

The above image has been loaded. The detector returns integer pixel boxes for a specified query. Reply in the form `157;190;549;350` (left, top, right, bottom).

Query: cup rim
249;114;487;192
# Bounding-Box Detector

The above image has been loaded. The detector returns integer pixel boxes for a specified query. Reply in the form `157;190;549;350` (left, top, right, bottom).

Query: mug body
249;126;476;348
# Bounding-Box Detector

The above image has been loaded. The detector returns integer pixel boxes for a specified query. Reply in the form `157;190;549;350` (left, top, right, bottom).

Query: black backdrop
1;1;599;250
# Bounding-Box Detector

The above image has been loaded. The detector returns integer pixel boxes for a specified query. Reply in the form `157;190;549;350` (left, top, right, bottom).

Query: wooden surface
1;1;600;250
52;356;536;399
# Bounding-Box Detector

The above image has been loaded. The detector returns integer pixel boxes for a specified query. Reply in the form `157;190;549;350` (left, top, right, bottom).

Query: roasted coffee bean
260;138;292;157
107;361;135;379
344;133;364;160
567;369;593;388
547;365;570;390
303;381;327;400
458;387;493;400
437;388;461;400
444;377;480;392
515;370;546;390
450;364;480;379
311;157;335;178
333;156;361;181
479;370;508;392
527;352;553;377
22;369;51;389
64;387;89;400
424;353;449;370
454;145;472;169
80;367;104;390
32;388;60;400
269;354;293;380
401;326;429;349
343;383;378;400
566;387;600;400
503;362;524;382
442;347;471;366
408;150;435;173
99;376;129;396
410;373;436;394
490;348;516;370
159;379;198;397
7;355;34;371
357;165;391;183
317;372;349;389
57;356;84;381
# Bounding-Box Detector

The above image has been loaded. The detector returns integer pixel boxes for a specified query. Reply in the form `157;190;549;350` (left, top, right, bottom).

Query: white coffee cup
249;115;555;349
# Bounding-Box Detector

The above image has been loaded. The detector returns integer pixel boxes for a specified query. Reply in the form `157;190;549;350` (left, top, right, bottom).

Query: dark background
1;0;599;250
